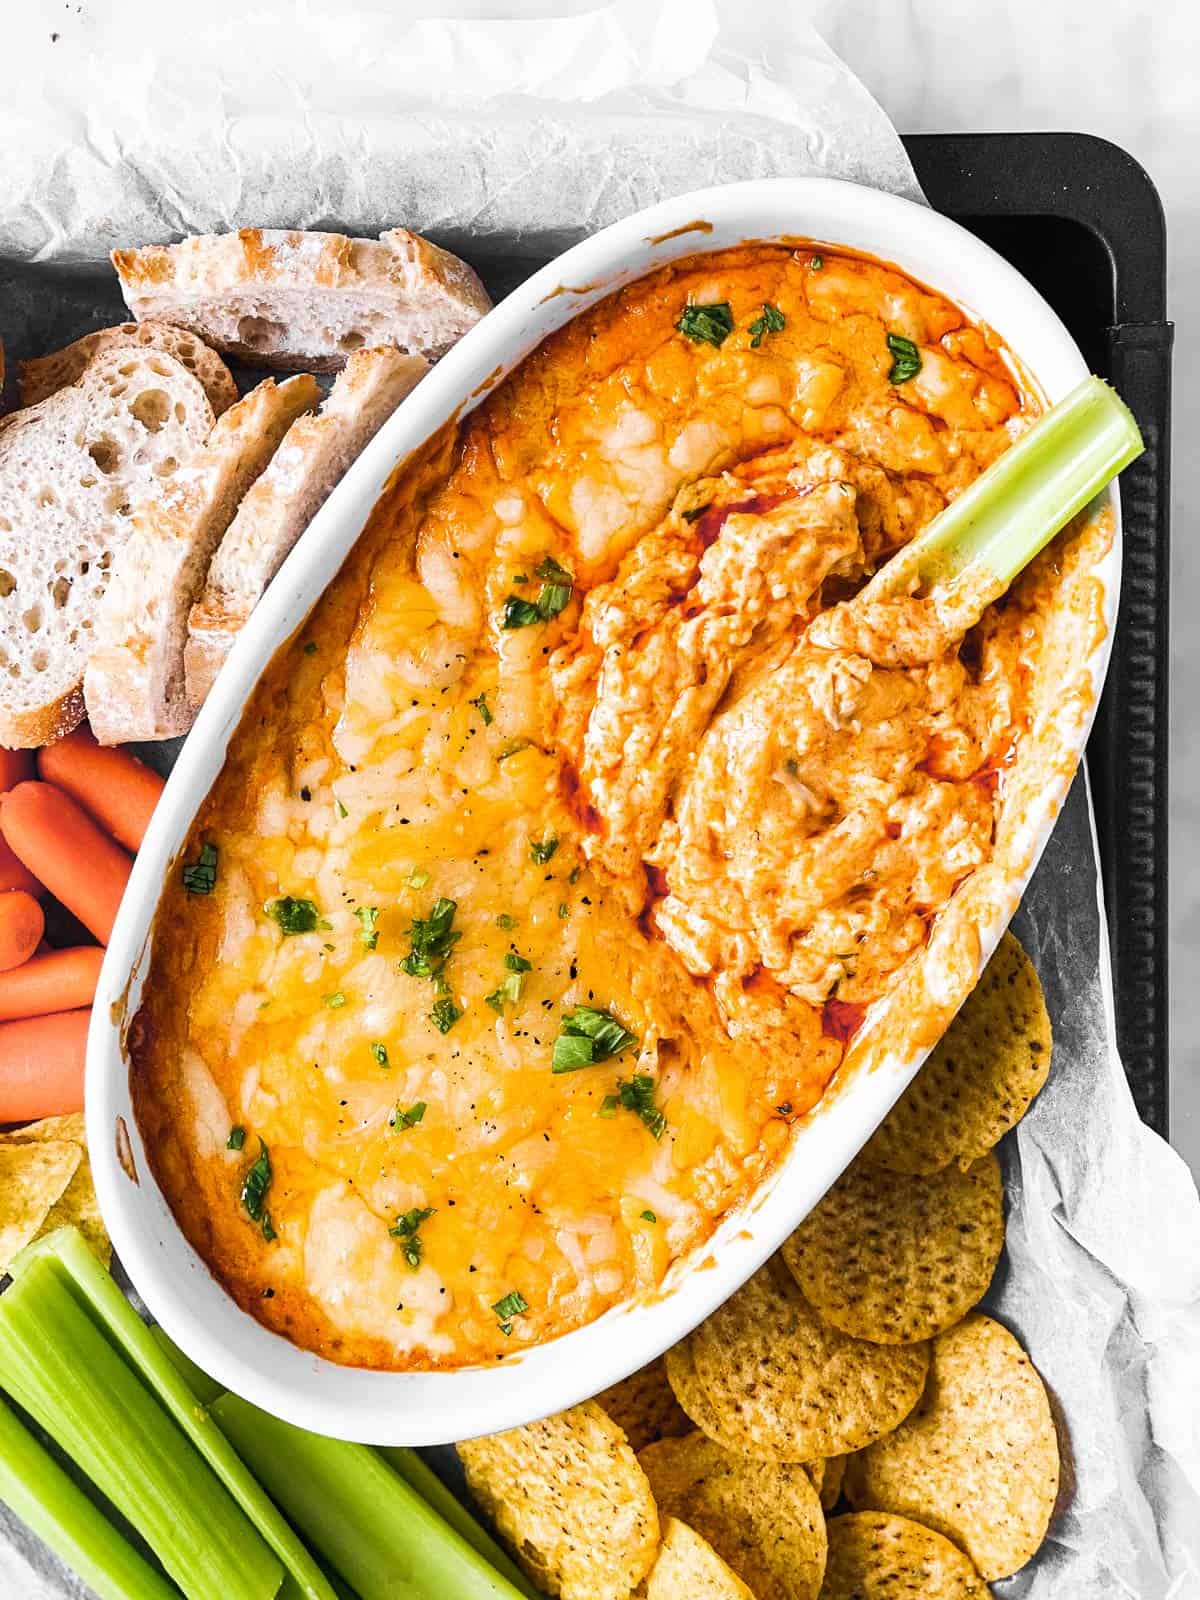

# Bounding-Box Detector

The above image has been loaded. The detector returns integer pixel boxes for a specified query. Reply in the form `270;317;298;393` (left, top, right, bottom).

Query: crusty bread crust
84;375;320;745
184;348;427;708
20;321;238;415
112;227;491;372
0;349;215;750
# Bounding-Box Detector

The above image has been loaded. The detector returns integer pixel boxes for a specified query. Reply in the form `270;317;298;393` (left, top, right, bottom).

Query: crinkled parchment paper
0;3;1197;1597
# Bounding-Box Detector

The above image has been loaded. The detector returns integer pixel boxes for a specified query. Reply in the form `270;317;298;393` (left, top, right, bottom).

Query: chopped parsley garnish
530;835;559;865
493;1289;529;1335
226;1125;245;1151
406;868;431;890
486;951;532;1013
495;913;519;931
614;1074;667;1140
682;503;711;523
676;301;734;348
240;1139;275;1238
501;557;574;629
470;691;494;726
501;596;543;629
886;332;922;384
389;1205;435;1269
748;302;786;348
534;556;573;620
641;1209;657;1223
430;996;463;1033
551;1005;637;1073
335;797;349;819
370;1042;389;1066
264;896;328;936
303;641;318;655
323;991;346;1009
355;905;380;950
776;1101;794;1116
810;254;823;270
182;842;218;896
400;898;460;979
557;903;570;919
388;1101;426;1132
497;739;530;761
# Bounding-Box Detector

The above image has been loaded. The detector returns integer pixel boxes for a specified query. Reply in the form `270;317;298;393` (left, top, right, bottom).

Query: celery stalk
865;375;1142;602
0;1393;178;1600
378;1448;536;1599
151;1317;533;1599
0;1255;282;1600
212;1392;532;1600
11;1228;337;1600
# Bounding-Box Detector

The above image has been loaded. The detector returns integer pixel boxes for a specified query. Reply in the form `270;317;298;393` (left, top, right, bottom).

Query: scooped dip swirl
132;244;1055;1370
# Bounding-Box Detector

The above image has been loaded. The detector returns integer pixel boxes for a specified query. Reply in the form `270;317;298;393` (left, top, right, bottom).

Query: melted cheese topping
133;246;1051;1370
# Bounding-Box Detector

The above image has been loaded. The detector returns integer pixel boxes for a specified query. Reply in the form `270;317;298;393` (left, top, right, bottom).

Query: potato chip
781;1154;1004;1344
820;1454;846;1513
646;1517;755;1600
863;932;1051;1175
685;1257;929;1459
457;1400;659;1600
596;1356;692;1454
640;1431;826;1600
0;1141;81;1274
0;1114;111;1266
844;1313;1059;1580
820;1512;988;1597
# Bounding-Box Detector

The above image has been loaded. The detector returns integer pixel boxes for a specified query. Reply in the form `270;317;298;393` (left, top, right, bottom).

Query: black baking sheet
0;131;1172;1141
904;131;1173;1136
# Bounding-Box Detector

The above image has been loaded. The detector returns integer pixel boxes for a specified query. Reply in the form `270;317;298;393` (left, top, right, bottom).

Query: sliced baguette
112;227;491;373
184;347;427;709
0;348;215;748
84;374;321;745
20;321;238;416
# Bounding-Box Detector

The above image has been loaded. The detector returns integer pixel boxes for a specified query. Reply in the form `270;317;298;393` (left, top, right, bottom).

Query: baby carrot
0;1008;90;1119
38;726;164;853
0;947;104;1022
0;750;34;795
0;891;45;973
0;783;132;944
0;834;42;897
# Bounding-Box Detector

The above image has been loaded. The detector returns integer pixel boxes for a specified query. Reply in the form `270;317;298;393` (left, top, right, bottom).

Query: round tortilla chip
843;1313;1059;1580
0;1141;81;1276
640;1431;826;1600
665;1341;827;1494
781;1154;1005;1344
685;1257;930;1459
457;1400;659;1600
596;1356;692;1454
646;1517;755;1600
820;1512;988;1597
820;1454;847;1513
863;932;1051;1175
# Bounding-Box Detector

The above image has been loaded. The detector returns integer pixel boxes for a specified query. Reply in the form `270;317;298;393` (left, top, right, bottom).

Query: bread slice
84;374;321;745
0;349;215;748
20;321;238;416
112;227;491;373
184;347;426;709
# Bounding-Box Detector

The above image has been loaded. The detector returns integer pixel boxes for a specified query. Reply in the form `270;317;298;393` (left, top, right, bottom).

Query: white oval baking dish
87;177;1120;1446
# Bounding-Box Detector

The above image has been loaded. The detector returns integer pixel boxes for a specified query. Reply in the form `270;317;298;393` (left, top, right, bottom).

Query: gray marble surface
798;0;1200;1176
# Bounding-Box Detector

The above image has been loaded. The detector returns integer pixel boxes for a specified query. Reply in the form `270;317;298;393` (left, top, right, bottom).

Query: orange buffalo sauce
132;246;1066;1370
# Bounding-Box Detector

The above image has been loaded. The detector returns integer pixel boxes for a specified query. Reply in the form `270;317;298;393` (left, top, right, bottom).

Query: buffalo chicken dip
131;245;1105;1369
